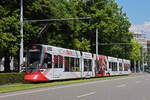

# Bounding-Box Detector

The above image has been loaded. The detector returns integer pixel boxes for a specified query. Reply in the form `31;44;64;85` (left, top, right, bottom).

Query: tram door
41;53;53;79
95;55;106;77
52;55;64;79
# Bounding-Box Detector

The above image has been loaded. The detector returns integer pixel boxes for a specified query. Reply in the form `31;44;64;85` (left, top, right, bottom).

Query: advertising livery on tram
24;44;131;82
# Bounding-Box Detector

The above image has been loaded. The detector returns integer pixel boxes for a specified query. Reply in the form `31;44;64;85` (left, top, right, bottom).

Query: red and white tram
24;44;131;82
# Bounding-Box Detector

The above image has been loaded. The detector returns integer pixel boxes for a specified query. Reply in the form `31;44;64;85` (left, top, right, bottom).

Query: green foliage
0;0;134;72
73;38;91;52
23;22;41;47
142;48;148;63
130;39;142;61
0;16;20;56
73;0;133;58
0;73;25;85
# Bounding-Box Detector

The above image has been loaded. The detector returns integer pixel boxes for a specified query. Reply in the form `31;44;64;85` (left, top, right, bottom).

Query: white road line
0;75;144;98
77;91;96;98
135;81;141;83
117;84;126;88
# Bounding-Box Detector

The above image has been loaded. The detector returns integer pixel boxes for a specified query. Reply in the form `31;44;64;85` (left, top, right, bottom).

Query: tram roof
123;59;130;63
108;56;118;61
42;44;81;58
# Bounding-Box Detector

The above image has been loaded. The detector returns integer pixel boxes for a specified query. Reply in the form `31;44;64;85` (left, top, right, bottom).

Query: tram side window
59;56;63;68
64;57;69;72
112;62;117;71
54;55;63;68
89;60;92;71
71;58;80;72
41;53;52;69
115;62;117;71
124;64;128;71
54;56;58;68
84;59;92;71
64;57;80;72
47;54;52;68
112;62;114;71
115;63;116;71
119;63;122;71
75;58;80;72
70;58;74;72
84;59;87;71
115;63;117;71
109;62;112;69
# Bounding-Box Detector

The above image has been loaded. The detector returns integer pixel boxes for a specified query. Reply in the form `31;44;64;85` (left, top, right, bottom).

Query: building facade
132;32;147;50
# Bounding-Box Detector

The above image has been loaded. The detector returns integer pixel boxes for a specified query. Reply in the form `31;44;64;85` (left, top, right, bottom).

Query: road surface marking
0;75;144;98
77;91;96;98
135;81;141;83
117;84;126;88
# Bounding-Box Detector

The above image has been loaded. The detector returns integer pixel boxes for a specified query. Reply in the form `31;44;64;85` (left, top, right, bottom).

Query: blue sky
115;0;150;39
115;0;150;25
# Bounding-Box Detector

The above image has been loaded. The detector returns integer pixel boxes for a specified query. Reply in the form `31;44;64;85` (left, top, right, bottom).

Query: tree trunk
138;60;140;72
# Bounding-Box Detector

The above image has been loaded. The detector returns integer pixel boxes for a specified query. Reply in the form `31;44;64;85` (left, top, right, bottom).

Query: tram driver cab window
42;53;52;69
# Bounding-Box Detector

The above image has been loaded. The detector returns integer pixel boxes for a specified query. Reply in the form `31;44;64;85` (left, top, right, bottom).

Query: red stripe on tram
36;48;46;73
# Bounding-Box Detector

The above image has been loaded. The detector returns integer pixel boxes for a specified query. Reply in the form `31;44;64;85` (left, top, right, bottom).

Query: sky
115;0;150;40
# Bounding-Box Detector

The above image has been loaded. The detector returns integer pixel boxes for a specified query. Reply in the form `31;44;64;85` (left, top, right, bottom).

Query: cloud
129;21;150;39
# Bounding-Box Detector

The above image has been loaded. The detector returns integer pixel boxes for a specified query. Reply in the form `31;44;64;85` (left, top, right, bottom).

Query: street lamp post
20;0;23;72
142;48;144;72
96;29;98;56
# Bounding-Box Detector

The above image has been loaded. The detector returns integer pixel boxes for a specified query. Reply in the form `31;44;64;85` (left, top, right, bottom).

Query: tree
0;0;134;72
23;0;133;56
0;16;20;72
129;39;142;72
130;39;141;61
73;38;91;52
71;0;133;58
0;1;41;72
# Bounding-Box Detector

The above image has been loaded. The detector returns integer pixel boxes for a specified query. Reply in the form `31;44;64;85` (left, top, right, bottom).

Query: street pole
96;29;98;56
20;0;23;72
142;48;144;72
134;59;136;73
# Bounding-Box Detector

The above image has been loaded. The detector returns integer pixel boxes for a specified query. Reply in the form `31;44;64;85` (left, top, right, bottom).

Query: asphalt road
0;73;150;100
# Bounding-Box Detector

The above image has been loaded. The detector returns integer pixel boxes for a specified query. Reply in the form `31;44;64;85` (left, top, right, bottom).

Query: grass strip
0;74;136;93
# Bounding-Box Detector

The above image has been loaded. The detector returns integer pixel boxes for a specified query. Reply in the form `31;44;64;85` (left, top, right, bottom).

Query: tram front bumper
24;73;49;82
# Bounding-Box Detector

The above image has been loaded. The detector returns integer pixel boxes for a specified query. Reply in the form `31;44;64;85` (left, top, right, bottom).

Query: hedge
0;72;25;85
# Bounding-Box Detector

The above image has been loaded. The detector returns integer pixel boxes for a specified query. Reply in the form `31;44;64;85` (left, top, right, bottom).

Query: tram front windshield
27;49;41;73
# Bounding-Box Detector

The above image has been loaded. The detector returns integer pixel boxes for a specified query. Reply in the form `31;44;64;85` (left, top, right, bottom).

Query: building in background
132;32;147;50
132;31;147;69
147;40;150;66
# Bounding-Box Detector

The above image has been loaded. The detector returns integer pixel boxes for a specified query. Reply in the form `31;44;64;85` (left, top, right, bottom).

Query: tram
24;44;131;82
